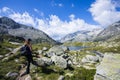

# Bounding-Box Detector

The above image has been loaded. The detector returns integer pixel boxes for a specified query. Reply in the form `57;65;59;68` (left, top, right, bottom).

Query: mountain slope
94;21;120;41
0;17;57;44
60;28;102;42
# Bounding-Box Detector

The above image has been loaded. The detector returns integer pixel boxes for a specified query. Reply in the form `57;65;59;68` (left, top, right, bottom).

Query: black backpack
20;45;28;56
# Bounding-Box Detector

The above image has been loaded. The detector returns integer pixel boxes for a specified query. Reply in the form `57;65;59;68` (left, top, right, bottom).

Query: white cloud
71;3;74;7
89;0;120;27
58;3;63;7
9;12;36;27
2;7;10;12
69;14;75;20
0;7;101;40
34;8;44;17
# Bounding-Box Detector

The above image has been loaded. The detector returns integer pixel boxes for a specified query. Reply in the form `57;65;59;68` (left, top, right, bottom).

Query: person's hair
24;38;32;45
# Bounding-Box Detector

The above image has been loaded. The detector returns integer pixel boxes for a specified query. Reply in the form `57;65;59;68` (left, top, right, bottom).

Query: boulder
42;47;48;51
51;55;67;68
81;55;99;63
58;75;65;80
38;50;43;54
62;46;69;52
37;57;53;66
46;52;55;57
47;46;64;56
6;72;18;77
94;53;120;80
0;55;4;59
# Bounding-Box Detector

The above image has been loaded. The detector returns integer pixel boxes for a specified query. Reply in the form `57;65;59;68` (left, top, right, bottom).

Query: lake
67;46;87;51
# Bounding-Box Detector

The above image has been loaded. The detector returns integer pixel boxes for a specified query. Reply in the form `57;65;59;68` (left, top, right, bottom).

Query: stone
47;46;64;56
81;55;99;63
51;55;67;68
0;55;4;59
58;75;65;80
6;72;18;77
46;52;55;57
42;47;48;51
62;46;69;52
94;53;120;80
38;50;43;54
37;57;53;66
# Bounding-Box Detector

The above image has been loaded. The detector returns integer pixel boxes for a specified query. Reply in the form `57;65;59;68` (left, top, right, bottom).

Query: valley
0;17;120;80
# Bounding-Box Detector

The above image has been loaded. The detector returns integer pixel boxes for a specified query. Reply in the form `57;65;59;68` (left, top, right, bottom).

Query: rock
37;57;53;66
2;57;9;61
38;50;43;54
51;55;67;68
94;53;120;80
14;59;19;62
5;53;11;57
9;42;20;45
42;47;48;51
6;72;18;77
62;46;69;52
47;46;64;56
61;54;69;59
93;51;104;58
46;52;55;57
16;74;32;80
0;55;4;59
81;55;99;63
58;75;65;80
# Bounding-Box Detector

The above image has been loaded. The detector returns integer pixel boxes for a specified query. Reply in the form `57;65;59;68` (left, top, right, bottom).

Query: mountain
0;17;57;44
60;28;102;42
94;21;120;41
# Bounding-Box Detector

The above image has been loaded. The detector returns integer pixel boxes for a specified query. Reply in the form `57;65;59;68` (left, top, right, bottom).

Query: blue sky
0;0;95;24
0;0;120;40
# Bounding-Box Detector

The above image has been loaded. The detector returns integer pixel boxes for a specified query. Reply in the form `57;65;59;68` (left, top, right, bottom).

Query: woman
21;38;37;76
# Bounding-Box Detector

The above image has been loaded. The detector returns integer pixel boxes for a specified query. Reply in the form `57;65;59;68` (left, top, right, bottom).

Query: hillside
94;21;120;41
60;28;102;42
0;17;57;44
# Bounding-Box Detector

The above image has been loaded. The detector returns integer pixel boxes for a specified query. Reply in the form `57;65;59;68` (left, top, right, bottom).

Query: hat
28;38;32;41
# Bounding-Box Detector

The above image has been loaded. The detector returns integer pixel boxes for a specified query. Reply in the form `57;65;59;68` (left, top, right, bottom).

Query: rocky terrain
94;20;120;41
0;17;120;80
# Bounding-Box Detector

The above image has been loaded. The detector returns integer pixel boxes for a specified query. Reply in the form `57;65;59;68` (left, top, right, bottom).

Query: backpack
20;45;28;56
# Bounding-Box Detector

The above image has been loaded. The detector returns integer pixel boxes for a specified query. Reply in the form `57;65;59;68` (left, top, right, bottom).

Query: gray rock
93;51;104;58
47;46;64;56
58;75;65;80
0;55;4;59
62;46;69;52
37;57;53;66
42;47;48;51
46;52;55;57
38;50;43;54
6;72;18;77
5;53;11;57
94;53;120;80
81;55;99;63
51;55;67;68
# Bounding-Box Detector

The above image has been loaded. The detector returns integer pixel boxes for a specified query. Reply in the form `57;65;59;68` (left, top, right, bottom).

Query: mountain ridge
0;17;57;44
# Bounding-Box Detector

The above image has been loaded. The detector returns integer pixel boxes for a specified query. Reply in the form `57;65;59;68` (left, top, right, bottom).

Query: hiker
20;38;38;76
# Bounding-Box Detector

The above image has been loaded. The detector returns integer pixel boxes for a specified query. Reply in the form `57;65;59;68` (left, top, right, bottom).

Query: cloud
51;0;63;7
58;3;63;7
34;8;44;17
69;14;75;20
0;7;101;40
71;3;74;7
9;12;36;27
89;0;120;27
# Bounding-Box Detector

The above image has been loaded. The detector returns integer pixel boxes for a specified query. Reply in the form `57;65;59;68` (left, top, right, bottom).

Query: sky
0;0;120;40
